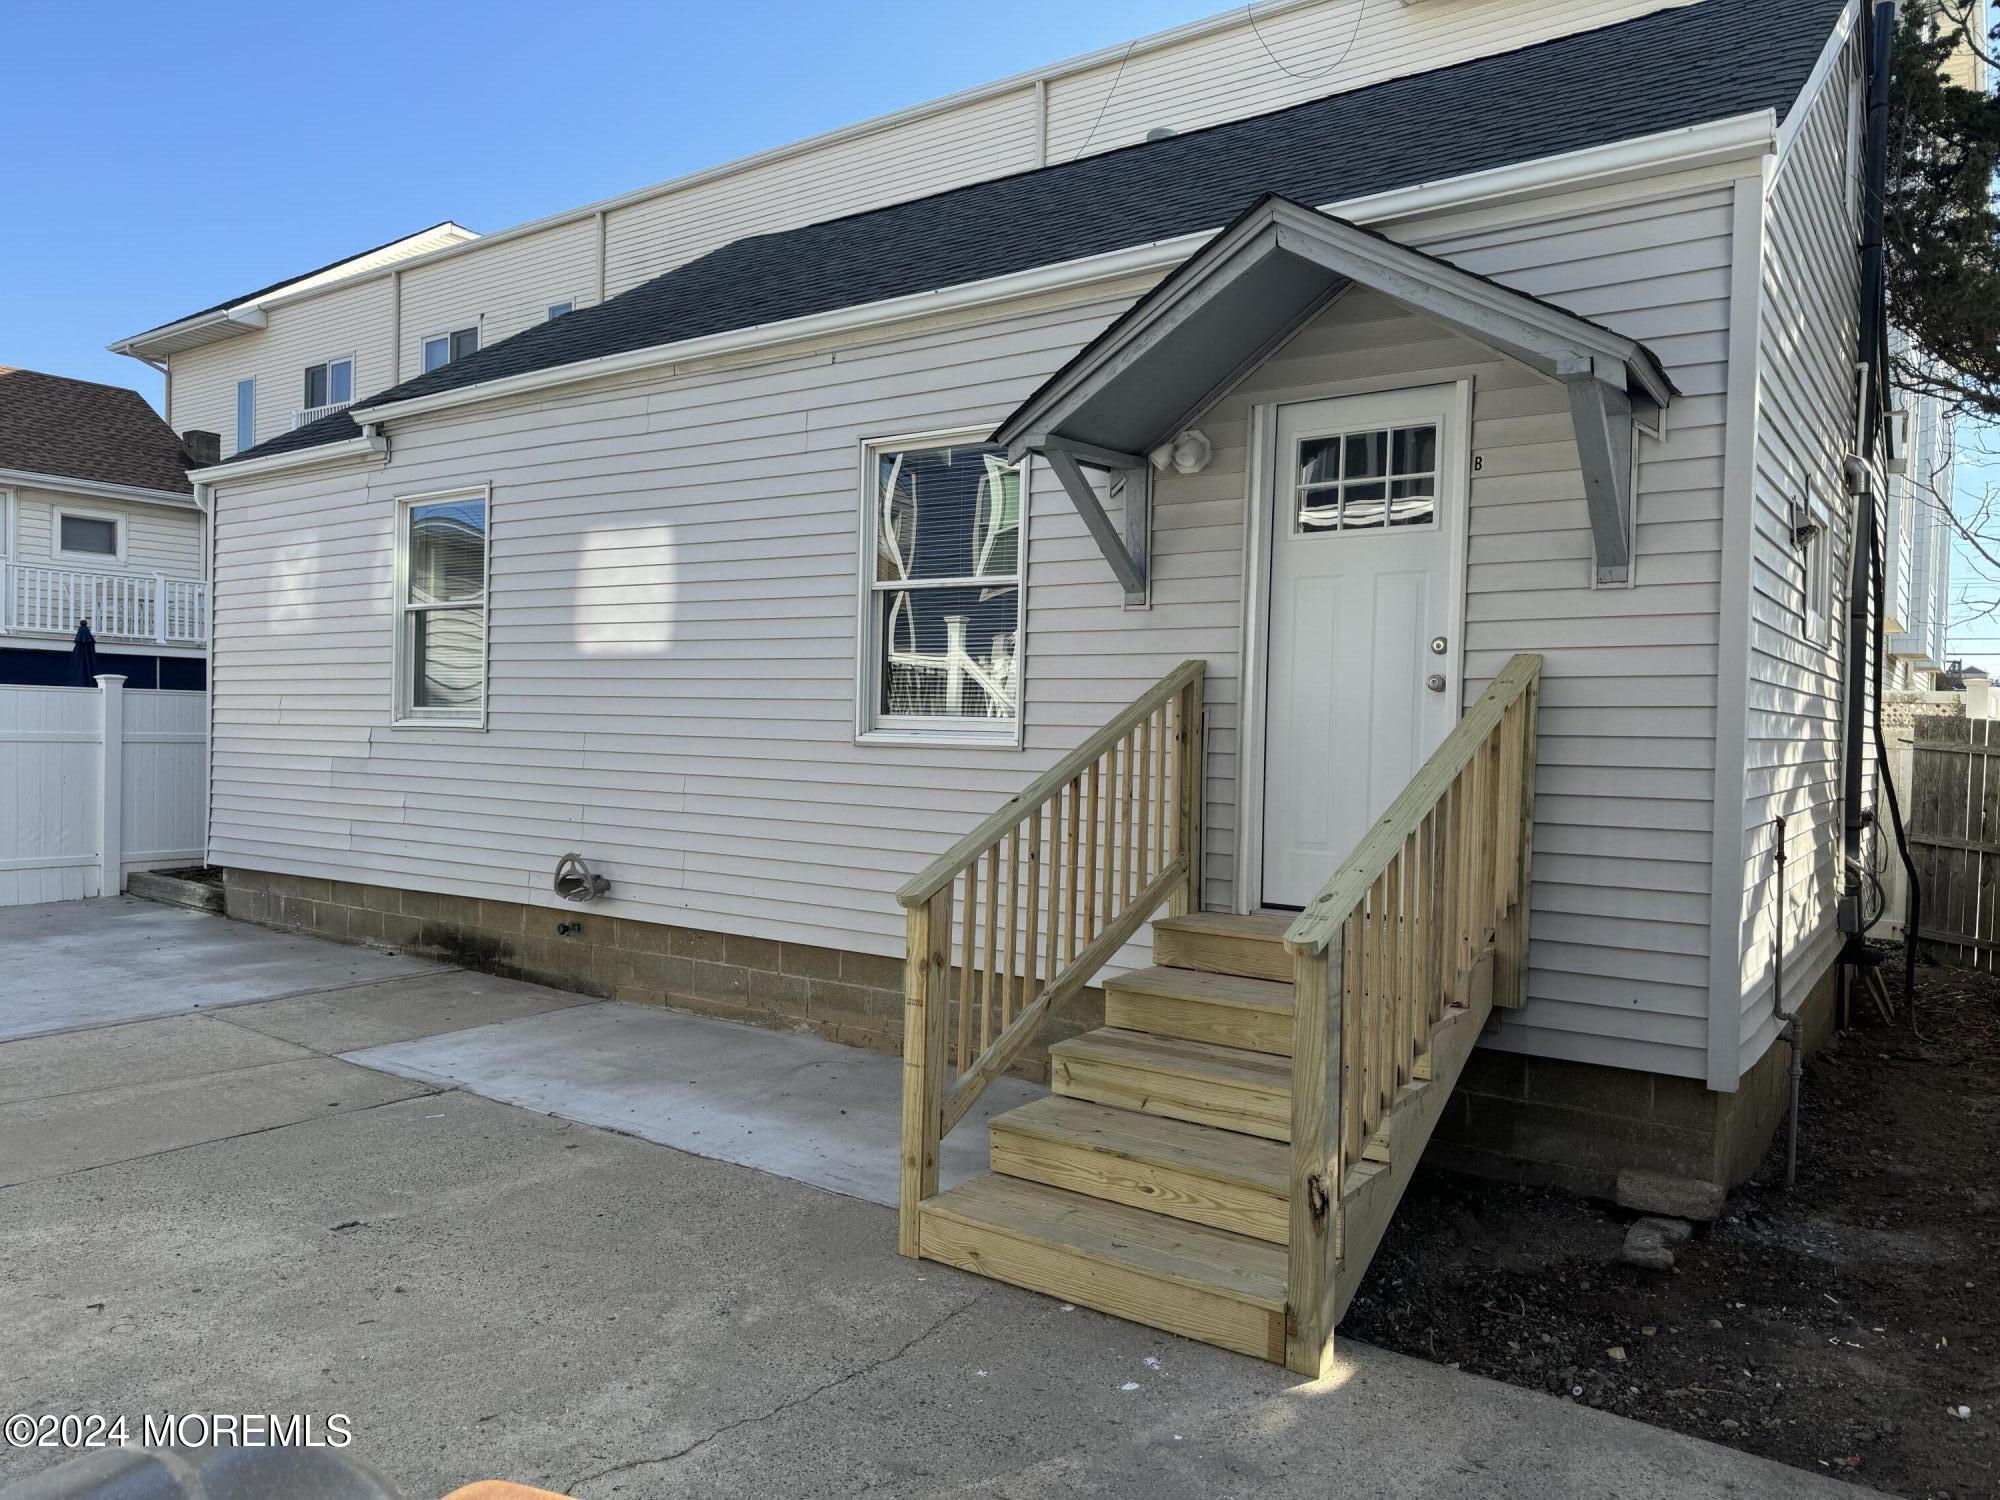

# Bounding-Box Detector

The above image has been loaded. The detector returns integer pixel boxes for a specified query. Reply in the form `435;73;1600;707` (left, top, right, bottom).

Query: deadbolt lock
1430;636;1448;655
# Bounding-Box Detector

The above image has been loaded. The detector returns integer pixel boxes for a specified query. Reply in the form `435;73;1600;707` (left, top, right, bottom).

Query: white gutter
187;428;387;487
0;468;197;508
244;110;1781;475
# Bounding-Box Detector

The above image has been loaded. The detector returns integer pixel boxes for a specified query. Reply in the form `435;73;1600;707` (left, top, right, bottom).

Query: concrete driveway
0;898;1859;1499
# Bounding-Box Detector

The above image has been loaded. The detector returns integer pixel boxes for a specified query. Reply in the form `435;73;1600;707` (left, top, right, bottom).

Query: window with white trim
422;326;479;373
55;507;123;562
861;435;1023;739
395;489;489;724
303;356;354;410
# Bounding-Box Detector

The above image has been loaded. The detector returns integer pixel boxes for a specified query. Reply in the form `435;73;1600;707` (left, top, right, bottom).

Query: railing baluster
1003;824;1021;1030
1064;776;1082;964
982;844;1001;1051
1341;912;1362;1170
1120;732;1136;906
1136;713;1153;889
1083;760;1102;944
959;862;977;1072
1019;810;1041;1025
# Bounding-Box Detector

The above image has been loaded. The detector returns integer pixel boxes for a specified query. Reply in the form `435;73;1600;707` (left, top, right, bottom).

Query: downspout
1772;815;1803;1188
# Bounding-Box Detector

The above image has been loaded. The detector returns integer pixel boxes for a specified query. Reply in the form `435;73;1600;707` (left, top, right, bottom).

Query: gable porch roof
992;195;1675;594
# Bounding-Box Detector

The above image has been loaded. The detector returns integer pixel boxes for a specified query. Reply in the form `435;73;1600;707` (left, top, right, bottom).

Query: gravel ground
1343;948;1999;1500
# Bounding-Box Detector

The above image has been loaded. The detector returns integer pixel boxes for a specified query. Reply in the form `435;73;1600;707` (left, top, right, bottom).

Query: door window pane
1296;422;1441;533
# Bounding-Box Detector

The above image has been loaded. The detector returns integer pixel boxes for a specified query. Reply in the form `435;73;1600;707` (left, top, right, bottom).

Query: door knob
1426;674;1447;693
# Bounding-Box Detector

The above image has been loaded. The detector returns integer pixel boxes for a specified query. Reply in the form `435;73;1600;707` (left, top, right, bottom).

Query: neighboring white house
138;0;1975;1360
0;367;207;688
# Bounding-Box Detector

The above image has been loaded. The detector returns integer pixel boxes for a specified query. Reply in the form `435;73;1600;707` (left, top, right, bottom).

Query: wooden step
1050;1028;1293;1142
918;1173;1287;1361
989;1095;1291;1243
1151;912;1293;983
1104;965;1294;1056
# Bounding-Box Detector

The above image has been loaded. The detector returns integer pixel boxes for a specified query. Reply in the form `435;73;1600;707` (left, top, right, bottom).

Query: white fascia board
284;112;1780;469
0;469;197;509
108;305;268;359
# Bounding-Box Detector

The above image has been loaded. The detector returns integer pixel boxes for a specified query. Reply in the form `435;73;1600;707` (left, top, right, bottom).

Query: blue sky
0;0;1217;398
4;0;1994;668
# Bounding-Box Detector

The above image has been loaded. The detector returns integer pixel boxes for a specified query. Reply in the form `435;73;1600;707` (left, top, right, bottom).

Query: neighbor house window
235;377;255;454
303;357;354;411
860;434;1023;740
395;488;489;724
55;508;123;562
422;326;479;372
546;301;573;320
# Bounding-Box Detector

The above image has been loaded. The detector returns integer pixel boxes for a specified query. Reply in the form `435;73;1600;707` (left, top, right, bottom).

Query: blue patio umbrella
66;620;99;687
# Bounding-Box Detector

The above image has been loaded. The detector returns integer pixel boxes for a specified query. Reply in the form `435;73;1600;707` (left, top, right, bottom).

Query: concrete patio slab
0;1011;313;1107
0;1075;1853;1500
0;1051;431;1187
0;897;440;1042
345;999;1040;1207
221;968;593;1054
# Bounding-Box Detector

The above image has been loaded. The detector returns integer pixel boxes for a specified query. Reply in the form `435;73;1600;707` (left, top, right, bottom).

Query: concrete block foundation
1424;964;1840;1211
226;867;1834;1204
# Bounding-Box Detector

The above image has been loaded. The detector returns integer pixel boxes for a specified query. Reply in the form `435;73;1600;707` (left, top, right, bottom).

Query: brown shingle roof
0;367;193;496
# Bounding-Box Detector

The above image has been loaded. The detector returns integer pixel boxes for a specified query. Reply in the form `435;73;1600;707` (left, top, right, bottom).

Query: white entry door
1261;385;1465;909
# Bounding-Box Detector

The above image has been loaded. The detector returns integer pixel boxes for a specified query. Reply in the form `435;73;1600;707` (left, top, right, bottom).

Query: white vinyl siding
207;171;1738;1082
1734;36;1863;1078
173;277;398;458
13;486;201;579
400;218;600;378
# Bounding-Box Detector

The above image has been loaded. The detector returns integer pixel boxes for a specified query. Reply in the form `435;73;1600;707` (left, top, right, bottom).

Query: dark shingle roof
0;367;193;495
233;0;1845;466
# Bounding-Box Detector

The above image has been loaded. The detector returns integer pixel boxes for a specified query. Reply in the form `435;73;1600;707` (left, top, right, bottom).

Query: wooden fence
1907;715;2000;971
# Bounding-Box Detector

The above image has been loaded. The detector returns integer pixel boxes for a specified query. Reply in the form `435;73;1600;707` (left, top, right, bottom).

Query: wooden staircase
895;654;1542;1376
918;910;1497;1363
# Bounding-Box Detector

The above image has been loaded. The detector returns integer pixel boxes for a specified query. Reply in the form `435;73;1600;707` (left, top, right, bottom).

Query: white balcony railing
1;562;207;647
292;400;354;430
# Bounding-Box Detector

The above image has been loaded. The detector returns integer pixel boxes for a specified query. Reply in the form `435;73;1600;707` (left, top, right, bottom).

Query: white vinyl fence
0;678;205;906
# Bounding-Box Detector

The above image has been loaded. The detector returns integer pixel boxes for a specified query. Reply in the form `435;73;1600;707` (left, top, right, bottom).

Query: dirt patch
1344;951;1999;1499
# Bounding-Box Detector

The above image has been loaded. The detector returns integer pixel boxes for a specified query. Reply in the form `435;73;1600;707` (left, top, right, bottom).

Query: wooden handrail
897;659;1206;907
1282;650;1542;1376
898;658;1205;1256
1285;654;1543;957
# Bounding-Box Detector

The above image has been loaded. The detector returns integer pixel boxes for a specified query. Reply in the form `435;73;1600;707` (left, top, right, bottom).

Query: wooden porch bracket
1561;355;1636;585
1041;441;1151;606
